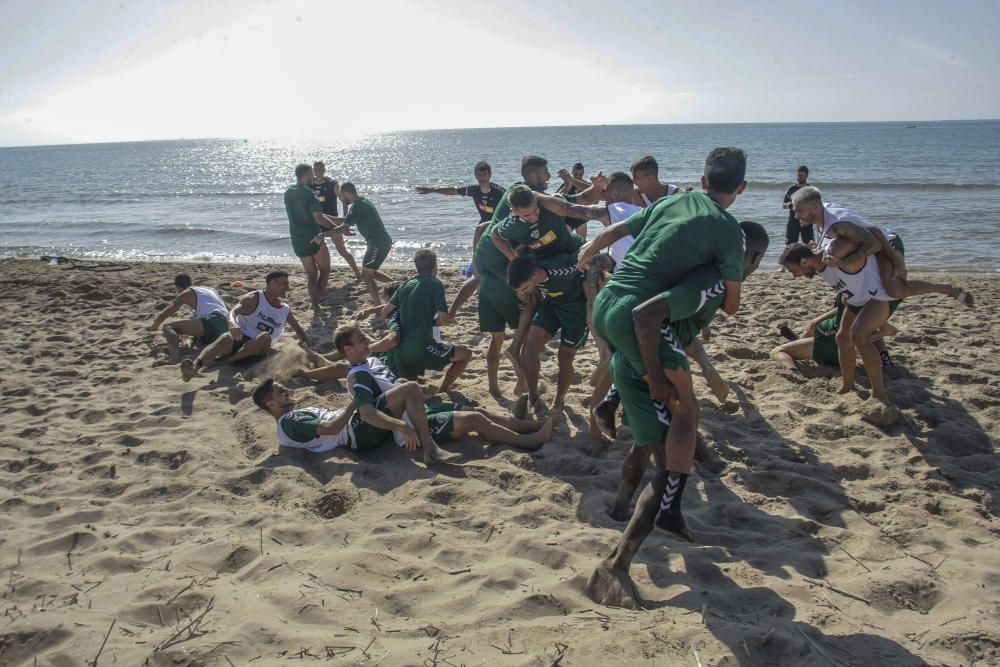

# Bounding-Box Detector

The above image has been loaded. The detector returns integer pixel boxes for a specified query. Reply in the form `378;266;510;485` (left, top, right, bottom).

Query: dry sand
1;256;998;666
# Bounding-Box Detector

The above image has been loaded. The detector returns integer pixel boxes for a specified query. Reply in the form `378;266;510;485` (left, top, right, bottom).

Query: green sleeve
280;411;320;443
344;200;365;226
491;192;512;224
349;372;379;407
389;287;400;307
560;192;579;204
718;220;745;283
625;207;649;237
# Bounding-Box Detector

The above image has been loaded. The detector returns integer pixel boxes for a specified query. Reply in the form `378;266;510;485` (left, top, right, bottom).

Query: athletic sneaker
880;350;895;368
779;325;798;341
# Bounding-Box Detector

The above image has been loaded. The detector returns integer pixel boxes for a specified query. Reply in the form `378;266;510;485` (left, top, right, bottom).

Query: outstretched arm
285;310;310;347
415;186;459;195
150;290;196;330
536;194;609;223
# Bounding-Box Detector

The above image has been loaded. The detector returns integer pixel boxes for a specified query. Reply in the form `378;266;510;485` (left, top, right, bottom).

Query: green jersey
284;185;323;257
495;207;583;258
536;253;585;302
346;197;391;244
391;274;447;345
608;191;744;302
277;407;352;452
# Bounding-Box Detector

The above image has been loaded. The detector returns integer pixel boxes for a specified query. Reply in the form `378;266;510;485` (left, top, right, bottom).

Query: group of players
150;148;973;609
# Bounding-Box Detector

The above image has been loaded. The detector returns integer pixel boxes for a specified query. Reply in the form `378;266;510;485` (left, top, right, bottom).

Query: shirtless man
180;271;308;381
791;185;972;306
150;274;229;362
334;322;559;456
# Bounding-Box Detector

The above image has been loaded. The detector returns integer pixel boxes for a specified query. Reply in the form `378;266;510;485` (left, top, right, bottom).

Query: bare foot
539;410;563;441
531;397;550;420
584;561;641;610
703;367;729;402
837;383;854;395
180;359;197;382
423;442;461;464
489;382;502;397
589;435;609;457
608;504;632;522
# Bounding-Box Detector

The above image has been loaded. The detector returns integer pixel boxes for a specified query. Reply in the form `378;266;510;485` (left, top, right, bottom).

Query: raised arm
315;404;357;435
150;289;196;330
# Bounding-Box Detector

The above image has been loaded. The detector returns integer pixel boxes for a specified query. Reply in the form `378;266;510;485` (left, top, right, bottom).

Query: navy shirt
457;182;505;223
310;177;340;216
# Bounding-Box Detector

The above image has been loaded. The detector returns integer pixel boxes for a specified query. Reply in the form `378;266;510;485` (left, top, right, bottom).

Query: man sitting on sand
334;322;559;459
315;182;394;305
382;249;472;393
150;274;229;362
181;271;309;381
770;295;896;372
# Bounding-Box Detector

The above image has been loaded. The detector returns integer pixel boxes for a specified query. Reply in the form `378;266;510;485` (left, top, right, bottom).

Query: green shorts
363;237;392;269
593;286;688;375
478;272;522;333
533;297;588;349
292;240;323;258
395;340;455;379
475;241;510;282
612;352;671;447
846;299;902;316
812;315;841;366
199;312;228;344
424;401;463;443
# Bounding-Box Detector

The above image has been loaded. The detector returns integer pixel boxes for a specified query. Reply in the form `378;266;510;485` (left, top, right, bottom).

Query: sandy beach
1;256;998;666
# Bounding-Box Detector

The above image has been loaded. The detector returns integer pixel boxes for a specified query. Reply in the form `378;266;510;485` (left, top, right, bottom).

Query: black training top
457;182;505;223
310;176;340;216
783;182;805;223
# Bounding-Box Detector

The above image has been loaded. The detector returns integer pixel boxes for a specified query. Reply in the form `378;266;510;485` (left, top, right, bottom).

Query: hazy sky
1;0;998;146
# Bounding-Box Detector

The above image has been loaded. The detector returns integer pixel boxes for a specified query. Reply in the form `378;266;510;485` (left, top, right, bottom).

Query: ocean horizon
2;121;999;272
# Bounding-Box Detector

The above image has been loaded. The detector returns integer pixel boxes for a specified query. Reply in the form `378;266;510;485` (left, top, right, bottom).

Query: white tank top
345;356;401;402
607;202;642;272
639;184;679;207
819;256;892;307
236;290;290;342
191;286;227;319
277;407;352;452
818;203;896;253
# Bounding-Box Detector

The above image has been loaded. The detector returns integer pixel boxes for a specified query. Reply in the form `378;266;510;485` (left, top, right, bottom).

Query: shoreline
7;253;1000;277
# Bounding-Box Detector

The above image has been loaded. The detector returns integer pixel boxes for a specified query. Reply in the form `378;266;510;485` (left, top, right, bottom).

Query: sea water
1;121;998;271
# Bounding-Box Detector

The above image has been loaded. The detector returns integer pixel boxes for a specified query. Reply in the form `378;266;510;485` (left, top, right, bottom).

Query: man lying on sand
150;273;229;362
181;271;309;381
335;322;561;458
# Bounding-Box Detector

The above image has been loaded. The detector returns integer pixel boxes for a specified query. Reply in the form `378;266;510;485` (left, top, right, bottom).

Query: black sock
659;471;688;514
603;384;620;407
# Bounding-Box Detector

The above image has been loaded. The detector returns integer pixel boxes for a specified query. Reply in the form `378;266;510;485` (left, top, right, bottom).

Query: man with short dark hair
629;155;685;207
311;161;362;281
333;322;557;459
414;161;505;314
556;162;590;235
315;182;394;305
150;274;229;362
284;164;353;315
180;271;308;381
782;165;813;245
381;249;472;393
